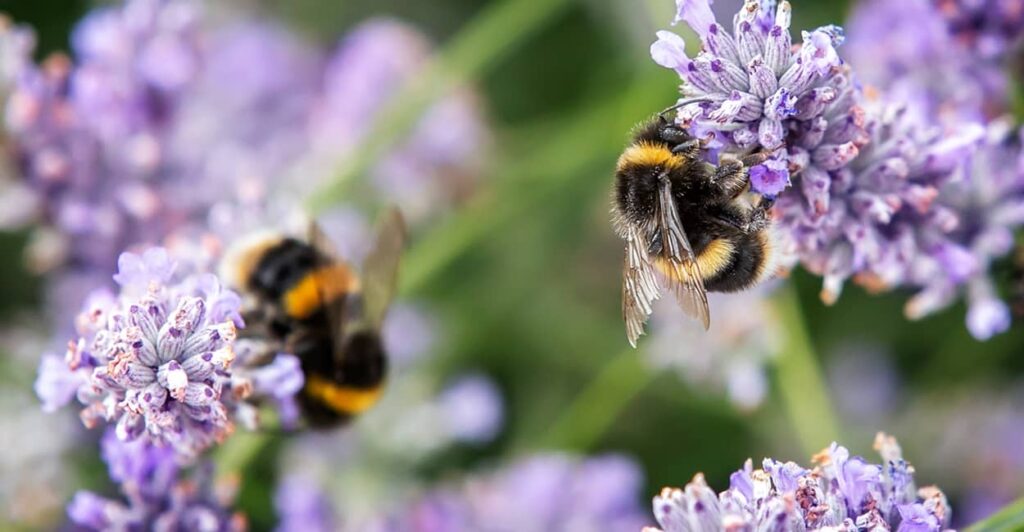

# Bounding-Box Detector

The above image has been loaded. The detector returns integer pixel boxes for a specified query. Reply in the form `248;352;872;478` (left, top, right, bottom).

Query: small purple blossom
36;248;242;459
933;0;1024;62
276;453;650;531
437;373;504;444
647;286;780;410
653;0;866;197
647;434;950;531
68;430;245;531
274;474;336;532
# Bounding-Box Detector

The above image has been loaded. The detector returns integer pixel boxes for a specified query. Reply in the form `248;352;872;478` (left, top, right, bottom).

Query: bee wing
306;220;356;362
621;225;661;347
656;177;710;330
359;208;407;332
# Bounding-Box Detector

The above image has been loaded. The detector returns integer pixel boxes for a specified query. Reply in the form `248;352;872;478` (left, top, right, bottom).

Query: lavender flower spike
652;0;867;197
37;248;243;459
69;430;246;531
646;433;951;531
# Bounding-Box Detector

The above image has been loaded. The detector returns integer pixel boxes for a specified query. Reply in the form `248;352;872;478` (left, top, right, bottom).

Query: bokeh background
0;0;1022;530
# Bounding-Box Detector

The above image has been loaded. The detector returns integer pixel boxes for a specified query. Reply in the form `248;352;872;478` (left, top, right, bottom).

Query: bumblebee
221;209;406;427
612;114;776;346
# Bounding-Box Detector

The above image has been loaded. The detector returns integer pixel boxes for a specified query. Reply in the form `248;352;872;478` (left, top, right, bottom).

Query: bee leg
744;196;776;232
669;139;702;159
711;157;750;199
740;151;770;167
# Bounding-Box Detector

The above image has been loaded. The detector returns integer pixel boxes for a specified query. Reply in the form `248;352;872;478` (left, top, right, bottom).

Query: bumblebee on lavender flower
612;113;778;347
221;210;406;427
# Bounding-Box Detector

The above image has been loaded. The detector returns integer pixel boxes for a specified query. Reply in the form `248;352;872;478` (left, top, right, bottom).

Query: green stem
540;348;653;450
772;283;841;457
968;496;1024;532
307;0;575;213
213;431;273;479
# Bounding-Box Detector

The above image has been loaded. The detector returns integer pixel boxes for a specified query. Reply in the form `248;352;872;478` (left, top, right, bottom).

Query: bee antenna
658;97;714;121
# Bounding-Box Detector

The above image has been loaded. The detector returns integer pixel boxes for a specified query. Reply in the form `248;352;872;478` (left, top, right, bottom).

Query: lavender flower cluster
647;434;949;531
69;430;244;531
276;453;651;531
34;247;303;460
0;0;488;325
654;0;1024;339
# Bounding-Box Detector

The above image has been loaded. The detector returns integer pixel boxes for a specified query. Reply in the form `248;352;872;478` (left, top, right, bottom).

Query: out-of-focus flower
436;373;504;444
34;247;302;459
826;344;903;424
646;433;950;531
0;388;77;527
892;384;1024;527
646;287;780;410
905;121;1024;338
776;97;985;306
933;0;1024;62
652;0;867;197
276;453;650;531
68;429;245;531
302;19;489;227
274;474;337;532
3;0;490;331
845;0;1003;124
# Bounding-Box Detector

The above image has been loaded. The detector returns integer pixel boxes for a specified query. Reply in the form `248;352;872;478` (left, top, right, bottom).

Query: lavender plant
646;434;950;531
275;453;651;531
68;430;245;531
655;0;1024;339
34;247;303;460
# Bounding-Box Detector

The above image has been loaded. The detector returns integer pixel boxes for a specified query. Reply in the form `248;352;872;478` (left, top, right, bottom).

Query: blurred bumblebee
612;113;777;346
221;209;406;427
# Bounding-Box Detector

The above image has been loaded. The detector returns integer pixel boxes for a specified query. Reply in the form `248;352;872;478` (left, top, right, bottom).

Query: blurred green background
2;0;1023;529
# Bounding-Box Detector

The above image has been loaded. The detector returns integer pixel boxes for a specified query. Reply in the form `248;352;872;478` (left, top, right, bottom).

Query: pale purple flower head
648;434;950;531
308;18;490;226
647;286;780;410
35;248;242;459
652;0;866;197
274;474;337;532
933;0;1024;62
775;97;987;306
437;373;504;444
68;429;245;531
275;453;650;531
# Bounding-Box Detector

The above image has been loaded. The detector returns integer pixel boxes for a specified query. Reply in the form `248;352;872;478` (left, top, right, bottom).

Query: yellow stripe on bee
305;375;384;415
617;142;685;172
654;239;736;281
283;264;360;320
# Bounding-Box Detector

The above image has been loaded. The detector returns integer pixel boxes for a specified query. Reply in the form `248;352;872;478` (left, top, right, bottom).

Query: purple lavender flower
775;98;986;305
933;0;1024;62
437;373;504;444
305;18;490;226
652;0;867;197
646;286;780;410
647;434;950;531
274;474;336;532
904;121;1024;338
34;247;241;459
68;429;245;531
845;0;1009;125
275;453;650;531
3;1;490;331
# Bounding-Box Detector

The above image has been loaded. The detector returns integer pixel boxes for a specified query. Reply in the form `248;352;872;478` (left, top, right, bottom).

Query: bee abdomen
703;231;774;292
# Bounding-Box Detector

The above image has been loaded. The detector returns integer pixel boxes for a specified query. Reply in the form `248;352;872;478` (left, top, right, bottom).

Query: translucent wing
306;220;356;362
359;208;406;331
656;178;710;330
621;225;660;347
